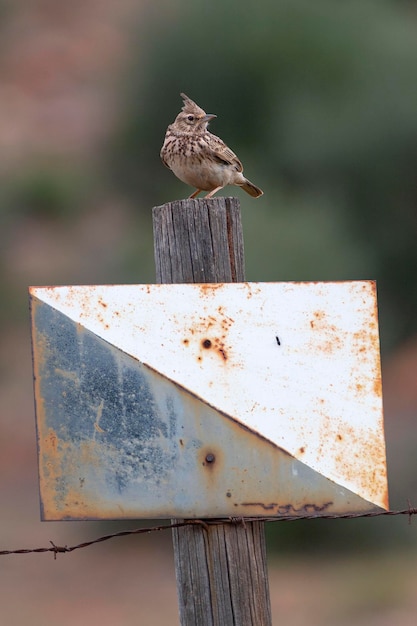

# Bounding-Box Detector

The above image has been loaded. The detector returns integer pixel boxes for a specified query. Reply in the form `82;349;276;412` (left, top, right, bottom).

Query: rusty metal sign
30;281;388;520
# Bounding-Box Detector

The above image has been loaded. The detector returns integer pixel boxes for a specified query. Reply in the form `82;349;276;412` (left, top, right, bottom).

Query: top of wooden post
152;197;245;284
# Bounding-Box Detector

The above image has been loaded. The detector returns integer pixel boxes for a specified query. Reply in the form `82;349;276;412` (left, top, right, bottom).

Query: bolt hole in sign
30;281;388;520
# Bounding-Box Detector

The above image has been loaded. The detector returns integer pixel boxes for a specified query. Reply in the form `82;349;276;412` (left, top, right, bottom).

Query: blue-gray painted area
31;297;384;520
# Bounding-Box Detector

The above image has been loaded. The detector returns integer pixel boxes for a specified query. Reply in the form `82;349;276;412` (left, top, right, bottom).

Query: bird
160;93;263;199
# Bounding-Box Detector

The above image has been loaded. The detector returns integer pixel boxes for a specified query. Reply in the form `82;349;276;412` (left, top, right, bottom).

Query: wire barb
407;499;415;525
49;541;70;559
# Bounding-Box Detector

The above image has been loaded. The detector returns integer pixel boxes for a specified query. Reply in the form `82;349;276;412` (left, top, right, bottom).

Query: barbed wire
1;505;416;559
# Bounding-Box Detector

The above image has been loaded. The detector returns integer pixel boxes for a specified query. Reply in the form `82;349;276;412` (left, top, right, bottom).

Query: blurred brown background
1;1;417;624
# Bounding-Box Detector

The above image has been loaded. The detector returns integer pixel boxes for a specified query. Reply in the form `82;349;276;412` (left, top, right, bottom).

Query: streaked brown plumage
160;93;263;199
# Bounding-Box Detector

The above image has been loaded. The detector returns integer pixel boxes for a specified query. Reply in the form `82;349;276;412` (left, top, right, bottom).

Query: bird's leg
189;189;202;199
204;186;224;199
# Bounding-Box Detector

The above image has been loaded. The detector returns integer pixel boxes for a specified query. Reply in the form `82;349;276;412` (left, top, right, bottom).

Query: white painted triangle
30;282;388;510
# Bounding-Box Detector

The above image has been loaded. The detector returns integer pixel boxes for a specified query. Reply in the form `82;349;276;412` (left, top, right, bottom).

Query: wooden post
152;197;272;626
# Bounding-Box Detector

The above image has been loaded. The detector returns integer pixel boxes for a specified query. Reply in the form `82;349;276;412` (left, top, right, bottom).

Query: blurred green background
1;1;417;624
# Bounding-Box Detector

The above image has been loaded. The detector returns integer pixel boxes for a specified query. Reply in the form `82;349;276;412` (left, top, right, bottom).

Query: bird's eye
187;115;194;122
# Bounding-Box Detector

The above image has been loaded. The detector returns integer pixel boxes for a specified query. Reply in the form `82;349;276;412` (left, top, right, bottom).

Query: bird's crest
180;93;206;117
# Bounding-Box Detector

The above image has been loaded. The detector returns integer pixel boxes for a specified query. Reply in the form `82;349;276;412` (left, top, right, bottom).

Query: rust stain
182;308;234;364
44;428;58;453
239;501;334;514
240;502;278;511
308;310;344;354
243;282;262;299
218;347;227;361
373;375;382;398
322;418;389;511
198;284;224;297
40;438;116;520
310;309;326;329
198;336;228;361
200;446;222;472
43;285;129;331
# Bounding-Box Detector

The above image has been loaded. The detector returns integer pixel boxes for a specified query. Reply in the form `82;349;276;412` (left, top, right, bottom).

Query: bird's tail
241;178;263;198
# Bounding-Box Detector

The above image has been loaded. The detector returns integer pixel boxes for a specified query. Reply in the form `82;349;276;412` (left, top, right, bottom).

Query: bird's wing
205;133;243;172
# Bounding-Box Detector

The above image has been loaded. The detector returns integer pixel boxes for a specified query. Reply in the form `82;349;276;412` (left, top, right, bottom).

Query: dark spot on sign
218;347;227;360
240;502;277;510
99;300;107;308
183;338;189;345
205;453;215;464
202;339;212;349
277;502;333;515
276;336;281;346
299;447;305;454
226;491;232;498
337;434;342;441
179;439;184;446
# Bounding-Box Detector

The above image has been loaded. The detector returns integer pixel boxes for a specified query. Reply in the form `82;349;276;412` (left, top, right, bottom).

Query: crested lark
160;93;263;199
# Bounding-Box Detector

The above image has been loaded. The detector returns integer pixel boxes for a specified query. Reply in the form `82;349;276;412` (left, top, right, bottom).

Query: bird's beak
203;114;217;123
